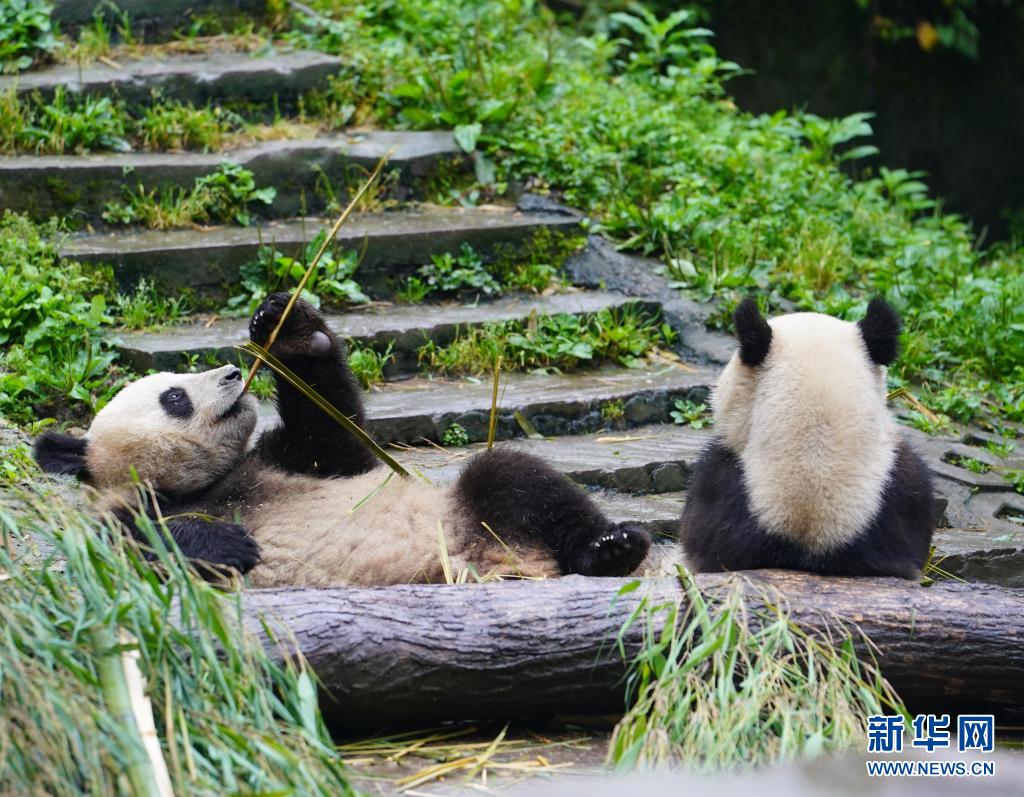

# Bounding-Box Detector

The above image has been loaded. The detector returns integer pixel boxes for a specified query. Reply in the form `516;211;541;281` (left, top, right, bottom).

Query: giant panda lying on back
35;294;651;586
680;298;935;579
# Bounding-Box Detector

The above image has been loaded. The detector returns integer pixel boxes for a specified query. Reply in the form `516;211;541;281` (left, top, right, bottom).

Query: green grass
102;162;276;229
418;306;671;376
115;278;190;330
347;342;393;389
0;470;355;795
609;571;905;770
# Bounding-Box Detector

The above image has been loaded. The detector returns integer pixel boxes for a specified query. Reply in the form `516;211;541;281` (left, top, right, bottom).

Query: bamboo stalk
242;152;394;394
486;357;502;449
91;626;172;797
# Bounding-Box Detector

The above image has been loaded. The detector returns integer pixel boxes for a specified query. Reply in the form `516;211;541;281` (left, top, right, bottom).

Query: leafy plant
225;230;370;317
419;305;669;375
413;243;500;297
609;571;904;770
103;163;276;229
670;398;710;429
2;87;130;154
136;99;242;151
442;422;470;447
115;278;189;330
347;342;393;389
0;0;58;73
0;212;122;423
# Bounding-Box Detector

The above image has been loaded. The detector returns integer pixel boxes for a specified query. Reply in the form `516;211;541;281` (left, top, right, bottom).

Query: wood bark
240;572;1024;728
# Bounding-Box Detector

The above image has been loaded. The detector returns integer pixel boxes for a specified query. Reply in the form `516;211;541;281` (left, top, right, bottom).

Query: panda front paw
579;523;651;577
249;292;334;358
200;524;260;576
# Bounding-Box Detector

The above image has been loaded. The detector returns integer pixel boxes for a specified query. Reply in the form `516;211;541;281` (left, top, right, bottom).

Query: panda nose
223;367;242;382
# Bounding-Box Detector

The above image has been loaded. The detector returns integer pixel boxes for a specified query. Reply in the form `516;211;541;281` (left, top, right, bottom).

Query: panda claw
578;523;651;577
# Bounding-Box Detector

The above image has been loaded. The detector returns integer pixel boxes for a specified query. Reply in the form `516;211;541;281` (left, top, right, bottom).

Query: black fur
159;387;194;419
733;299;773;367
858;298;902;366
109;490;260;580
250;292;377;477
680;440;934;579
453;448;651;576
34;431;90;479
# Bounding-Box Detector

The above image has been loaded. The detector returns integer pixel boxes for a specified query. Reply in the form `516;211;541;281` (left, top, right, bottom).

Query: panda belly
240;467;560;587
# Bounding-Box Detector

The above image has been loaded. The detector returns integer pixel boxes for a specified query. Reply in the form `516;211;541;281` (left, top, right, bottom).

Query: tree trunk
240;571;1024;729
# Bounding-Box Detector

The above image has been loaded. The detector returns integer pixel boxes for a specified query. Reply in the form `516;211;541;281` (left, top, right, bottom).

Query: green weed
418;305;668;375
102;162;276;229
224;230;370;317
0;212;122;424
347;342;393;389
136;99;242;151
442;423;470;447
1;87;130;155
0;0;58;73
115;278;190;330
670;398;711;430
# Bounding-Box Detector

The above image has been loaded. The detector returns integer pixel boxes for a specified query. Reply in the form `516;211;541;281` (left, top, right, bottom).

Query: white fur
714;312;897;552
86;365;258;494
243;468;559;587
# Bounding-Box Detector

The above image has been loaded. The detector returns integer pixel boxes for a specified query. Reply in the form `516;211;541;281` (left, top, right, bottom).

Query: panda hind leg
452;448;651;577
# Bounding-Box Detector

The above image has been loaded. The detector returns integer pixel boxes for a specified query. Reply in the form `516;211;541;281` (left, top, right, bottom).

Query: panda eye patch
159;387;194;420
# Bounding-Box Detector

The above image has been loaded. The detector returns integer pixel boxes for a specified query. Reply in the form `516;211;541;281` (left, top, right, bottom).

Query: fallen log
240;571;1024;728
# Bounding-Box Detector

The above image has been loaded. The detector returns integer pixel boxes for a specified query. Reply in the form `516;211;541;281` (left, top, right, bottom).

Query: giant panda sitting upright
34;294;651;586
680;298;935;579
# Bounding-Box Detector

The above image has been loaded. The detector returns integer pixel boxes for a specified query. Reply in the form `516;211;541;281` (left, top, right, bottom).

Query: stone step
115;290;651;373
0;50;340;108
255;363;717;445
391;424;710;495
1;130;462;222
64;205;580;292
51;0;265;40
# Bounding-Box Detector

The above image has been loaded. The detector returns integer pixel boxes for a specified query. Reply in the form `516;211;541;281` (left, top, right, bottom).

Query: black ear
33;432;91;479
733;298;773;367
858;298;901;366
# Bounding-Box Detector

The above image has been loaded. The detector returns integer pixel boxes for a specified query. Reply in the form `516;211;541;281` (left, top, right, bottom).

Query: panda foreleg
110;497;260;580
250;292;377;477
453;449;651;577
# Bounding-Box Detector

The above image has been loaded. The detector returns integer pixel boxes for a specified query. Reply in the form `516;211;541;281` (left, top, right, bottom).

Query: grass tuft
609;570;905;771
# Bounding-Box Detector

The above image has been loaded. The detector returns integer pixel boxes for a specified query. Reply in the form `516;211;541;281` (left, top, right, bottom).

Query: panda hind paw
580;523;651;577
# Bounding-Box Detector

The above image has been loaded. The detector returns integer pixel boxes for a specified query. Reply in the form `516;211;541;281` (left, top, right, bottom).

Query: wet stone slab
114;290;648;373
64;206;580;292
0;50;340;107
257;364;716;445
0;130;464;221
390;424;711;496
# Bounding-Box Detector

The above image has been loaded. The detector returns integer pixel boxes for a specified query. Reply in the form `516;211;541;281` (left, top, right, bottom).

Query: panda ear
34;431;91;479
733;298;773;367
858;298;901;366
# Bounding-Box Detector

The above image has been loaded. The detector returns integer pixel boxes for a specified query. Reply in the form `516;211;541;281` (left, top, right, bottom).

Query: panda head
714;297;901;459
35;364;258;495
713;298;903;550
